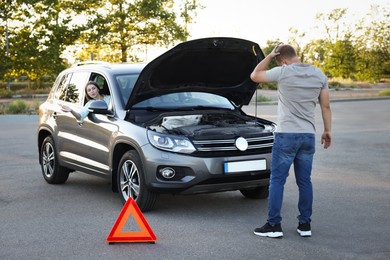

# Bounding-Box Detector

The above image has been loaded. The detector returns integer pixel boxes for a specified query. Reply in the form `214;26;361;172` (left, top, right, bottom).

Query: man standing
250;43;332;238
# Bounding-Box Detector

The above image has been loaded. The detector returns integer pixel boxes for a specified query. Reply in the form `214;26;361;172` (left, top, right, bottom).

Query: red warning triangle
106;198;156;243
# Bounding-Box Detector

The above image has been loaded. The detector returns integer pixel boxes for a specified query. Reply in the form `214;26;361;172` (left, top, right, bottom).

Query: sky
187;0;389;46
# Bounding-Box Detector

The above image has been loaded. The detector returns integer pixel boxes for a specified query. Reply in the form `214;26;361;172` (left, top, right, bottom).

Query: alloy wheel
120;160;140;201
42;142;55;178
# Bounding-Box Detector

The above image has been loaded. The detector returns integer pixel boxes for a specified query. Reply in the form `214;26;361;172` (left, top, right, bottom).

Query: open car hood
125;37;265;109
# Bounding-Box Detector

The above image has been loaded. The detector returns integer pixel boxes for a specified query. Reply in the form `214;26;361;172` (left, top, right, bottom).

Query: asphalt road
1;100;389;260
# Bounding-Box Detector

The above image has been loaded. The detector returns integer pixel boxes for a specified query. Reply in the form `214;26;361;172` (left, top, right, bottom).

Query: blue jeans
267;133;315;225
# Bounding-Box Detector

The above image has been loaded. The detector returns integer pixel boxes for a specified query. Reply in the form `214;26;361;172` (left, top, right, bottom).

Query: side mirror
88;100;111;115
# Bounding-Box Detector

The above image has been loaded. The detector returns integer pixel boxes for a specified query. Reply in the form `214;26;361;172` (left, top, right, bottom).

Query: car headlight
264;124;277;133
147;130;196;154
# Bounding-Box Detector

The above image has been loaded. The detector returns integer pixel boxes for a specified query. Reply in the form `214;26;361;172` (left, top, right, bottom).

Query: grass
0;100;40;114
0;87;49;114
377;89;390;96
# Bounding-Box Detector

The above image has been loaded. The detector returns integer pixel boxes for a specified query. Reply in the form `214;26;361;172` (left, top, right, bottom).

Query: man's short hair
275;44;297;62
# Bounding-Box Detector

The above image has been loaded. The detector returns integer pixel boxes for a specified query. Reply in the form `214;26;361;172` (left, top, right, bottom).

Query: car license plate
224;159;266;174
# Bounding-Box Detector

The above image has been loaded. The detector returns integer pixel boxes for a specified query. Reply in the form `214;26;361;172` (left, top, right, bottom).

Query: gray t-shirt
266;63;328;133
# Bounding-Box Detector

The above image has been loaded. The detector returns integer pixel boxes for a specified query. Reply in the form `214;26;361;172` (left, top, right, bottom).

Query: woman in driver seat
61;81;111;123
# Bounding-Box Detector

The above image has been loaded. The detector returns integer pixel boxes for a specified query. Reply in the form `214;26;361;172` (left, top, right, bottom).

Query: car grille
191;134;274;157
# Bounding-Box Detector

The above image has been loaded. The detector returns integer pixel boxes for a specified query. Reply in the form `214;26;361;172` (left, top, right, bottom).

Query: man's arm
250;56;273;83
250;43;281;83
319;89;332;149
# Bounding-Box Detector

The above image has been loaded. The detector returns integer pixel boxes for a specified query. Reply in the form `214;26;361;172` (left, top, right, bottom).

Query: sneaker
297;222;312;237
254;223;283;238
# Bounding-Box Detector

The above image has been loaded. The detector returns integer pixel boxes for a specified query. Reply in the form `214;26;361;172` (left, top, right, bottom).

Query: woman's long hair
84;81;100;101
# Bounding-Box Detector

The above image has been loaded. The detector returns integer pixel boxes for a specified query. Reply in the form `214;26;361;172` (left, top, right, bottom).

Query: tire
117;150;157;212
240;186;269;199
40;136;70;184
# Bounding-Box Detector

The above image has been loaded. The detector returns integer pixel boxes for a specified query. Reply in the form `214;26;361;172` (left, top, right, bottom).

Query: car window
94;74;106;89
90;73;111;98
115;74;139;104
53;73;71;101
133;92;234;110
54;71;90;105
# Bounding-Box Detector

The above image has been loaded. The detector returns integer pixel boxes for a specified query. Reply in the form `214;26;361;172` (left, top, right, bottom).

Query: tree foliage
79;0;200;63
1;0;89;84
269;6;389;82
353;5;390;81
0;2;388;87
316;6;389;81
0;0;201;87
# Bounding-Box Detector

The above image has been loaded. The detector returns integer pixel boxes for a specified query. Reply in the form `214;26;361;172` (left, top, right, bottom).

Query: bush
1;99;40;114
6;100;29;114
258;82;277;90
0;89;14;98
377;89;390;96
328;81;342;89
256;94;273;102
0;104;6;114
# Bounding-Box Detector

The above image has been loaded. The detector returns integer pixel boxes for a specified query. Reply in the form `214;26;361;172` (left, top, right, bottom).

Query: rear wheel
40;136;70;184
117;150;157;211
240;186;269;199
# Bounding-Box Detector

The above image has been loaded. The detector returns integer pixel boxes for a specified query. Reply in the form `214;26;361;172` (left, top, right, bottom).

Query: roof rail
71;61;110;67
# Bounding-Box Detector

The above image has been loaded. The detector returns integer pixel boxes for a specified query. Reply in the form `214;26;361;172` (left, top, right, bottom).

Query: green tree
288;27;308;63
304;39;327;70
0;0;201;85
315;6;389;81
316;8;348;44
354;5;389;81
0;0;19;87
323;35;356;79
24;0;87;80
315;8;358;80
83;0;200;62
1;0;88;87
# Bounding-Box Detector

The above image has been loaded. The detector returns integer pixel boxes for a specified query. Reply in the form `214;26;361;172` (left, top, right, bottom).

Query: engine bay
147;112;273;138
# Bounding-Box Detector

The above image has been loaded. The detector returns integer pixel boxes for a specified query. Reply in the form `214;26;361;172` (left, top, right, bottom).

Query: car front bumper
140;144;271;194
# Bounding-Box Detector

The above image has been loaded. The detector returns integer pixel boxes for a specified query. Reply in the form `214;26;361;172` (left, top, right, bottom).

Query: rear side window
53;73;71;101
53;71;90;105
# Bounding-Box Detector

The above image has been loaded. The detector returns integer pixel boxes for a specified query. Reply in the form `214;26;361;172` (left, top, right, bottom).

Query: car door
55;71;93;171
60;72;116;176
74;109;117;176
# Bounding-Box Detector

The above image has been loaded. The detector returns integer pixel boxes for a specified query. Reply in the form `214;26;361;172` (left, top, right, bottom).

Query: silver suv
37;37;276;211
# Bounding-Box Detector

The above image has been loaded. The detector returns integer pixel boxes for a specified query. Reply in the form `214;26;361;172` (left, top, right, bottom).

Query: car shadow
154;191;267;216
57;172;268;216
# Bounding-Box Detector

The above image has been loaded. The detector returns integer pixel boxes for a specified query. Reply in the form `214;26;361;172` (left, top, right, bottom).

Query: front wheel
117;150;157;212
40;136;70;184
240;186;269;199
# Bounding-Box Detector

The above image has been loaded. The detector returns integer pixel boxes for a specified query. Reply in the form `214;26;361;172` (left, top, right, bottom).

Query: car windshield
115;74;139;105
133;92;235;110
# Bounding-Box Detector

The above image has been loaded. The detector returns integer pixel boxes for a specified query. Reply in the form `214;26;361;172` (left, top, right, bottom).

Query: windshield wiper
130;106;168;111
190;106;233;111
131;105;233;112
